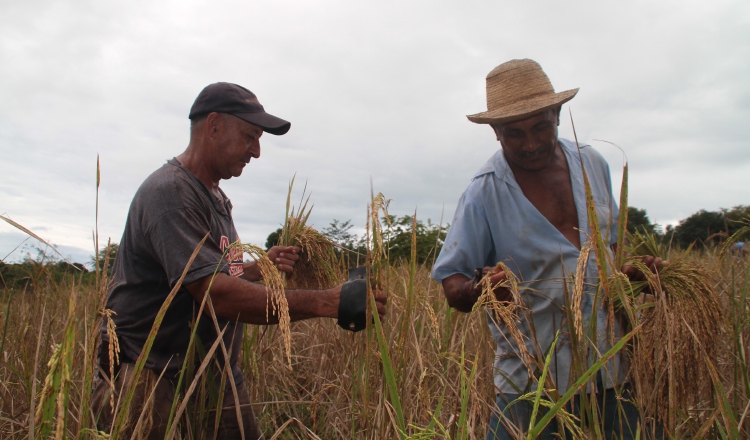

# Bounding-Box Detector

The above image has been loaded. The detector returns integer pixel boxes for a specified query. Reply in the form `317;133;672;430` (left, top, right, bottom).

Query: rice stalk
165;325;227;440
109;233;208;439
282;218;342;290
626;234;728;430
99;308;119;411
277;178;343;290
229;241;290;366
683;314;739;438
527;330;559;440
34;286;76;439
366;190;405;438
27;306;46;439
719;215;750;256
513;331;585;439
455;340;480;440
475;262;534;380
571;242;593;347
528;323;641;438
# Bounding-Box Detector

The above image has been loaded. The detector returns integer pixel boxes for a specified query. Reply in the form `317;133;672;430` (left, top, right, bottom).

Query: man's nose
521;136;538;151
249;142;261;159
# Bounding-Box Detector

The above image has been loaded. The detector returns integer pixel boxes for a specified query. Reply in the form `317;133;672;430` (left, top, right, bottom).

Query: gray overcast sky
1;0;749;265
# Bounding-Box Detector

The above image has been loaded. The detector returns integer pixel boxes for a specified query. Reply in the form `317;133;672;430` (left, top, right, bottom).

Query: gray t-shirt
102;158;245;383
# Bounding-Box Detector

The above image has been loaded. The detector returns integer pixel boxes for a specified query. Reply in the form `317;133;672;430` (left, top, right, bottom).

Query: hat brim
466;88;579;125
234;111;291;136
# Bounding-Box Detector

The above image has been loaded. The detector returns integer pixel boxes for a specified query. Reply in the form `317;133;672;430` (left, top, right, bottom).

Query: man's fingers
622;255;669;283
376;302;387;317
490;270;507;284
275;264;294;274
274;252;300;263
275;255;298;267
269;246;300;261
276;245;300;254
280;252;300;262
372;289;388;305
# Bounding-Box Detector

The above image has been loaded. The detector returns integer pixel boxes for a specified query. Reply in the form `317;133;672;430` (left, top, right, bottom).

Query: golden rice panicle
628;250;727;430
276;177;345;289
282;218;343;289
476;262;534;377
236;243;292;367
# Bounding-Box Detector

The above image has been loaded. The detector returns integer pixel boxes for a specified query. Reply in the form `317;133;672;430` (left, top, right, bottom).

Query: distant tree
322;219;356;250
91;243;119;275
322;219;364;266
381;215;448;265
725;205;750;238
265;228;282;251
1;247;91;290
673;210;728;249
320;216;449;267
626;207;657;235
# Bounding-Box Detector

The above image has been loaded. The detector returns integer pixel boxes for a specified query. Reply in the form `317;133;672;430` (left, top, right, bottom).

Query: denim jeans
486;383;642;440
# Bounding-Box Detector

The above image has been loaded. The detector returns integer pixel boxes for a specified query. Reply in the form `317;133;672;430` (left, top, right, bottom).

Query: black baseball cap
188;82;291;135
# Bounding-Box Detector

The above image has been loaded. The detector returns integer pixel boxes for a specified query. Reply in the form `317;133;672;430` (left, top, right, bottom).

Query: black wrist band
337;279;367;332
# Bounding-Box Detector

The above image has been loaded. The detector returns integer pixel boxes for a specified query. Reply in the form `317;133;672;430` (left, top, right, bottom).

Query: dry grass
3;168;750;438
2;242;750;438
623;233;729;432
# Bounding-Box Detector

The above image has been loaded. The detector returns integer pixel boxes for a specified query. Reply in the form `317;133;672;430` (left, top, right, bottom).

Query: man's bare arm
442;267;512;313
185;272;387;325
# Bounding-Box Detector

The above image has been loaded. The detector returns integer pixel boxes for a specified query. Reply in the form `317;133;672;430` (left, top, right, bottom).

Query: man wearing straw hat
91;82;388;439
432;60;663;439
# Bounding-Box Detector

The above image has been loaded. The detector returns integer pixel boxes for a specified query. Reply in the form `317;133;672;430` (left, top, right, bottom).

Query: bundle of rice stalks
277;177;344;289
623;232;727;430
475;262;535;378
281;218;343;289
229;242;291;366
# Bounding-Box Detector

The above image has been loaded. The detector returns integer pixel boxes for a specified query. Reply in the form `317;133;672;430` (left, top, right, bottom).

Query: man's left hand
267;246;300;274
621;255;669;283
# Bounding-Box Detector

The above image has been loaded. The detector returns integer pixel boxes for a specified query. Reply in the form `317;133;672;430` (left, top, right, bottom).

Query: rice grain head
625;233;727;429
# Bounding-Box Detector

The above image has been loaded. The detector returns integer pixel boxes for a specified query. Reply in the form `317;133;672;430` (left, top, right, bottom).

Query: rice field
0;224;749;439
2;168;750;438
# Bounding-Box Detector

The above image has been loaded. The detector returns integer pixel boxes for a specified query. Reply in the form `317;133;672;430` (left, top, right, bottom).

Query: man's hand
620;255;668;282
443;265;513;313
476;265;513;302
372;289;388;321
267;246;300;274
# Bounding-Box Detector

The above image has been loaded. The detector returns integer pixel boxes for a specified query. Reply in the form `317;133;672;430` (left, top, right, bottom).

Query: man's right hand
442;265;513;313
475;265;513;302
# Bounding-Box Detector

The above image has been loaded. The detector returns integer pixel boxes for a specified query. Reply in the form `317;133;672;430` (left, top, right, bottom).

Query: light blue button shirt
432;138;625;395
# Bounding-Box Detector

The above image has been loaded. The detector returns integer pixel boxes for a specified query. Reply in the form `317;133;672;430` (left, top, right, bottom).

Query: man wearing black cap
91;83;387;439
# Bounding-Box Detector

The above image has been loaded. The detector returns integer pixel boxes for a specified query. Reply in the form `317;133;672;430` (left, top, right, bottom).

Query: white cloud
1;0;749;262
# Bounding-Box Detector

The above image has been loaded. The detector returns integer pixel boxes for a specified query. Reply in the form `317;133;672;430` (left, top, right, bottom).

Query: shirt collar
474;138;580;182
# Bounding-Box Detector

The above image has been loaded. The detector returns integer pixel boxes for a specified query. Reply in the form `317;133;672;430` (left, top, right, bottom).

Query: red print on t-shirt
220;235;244;277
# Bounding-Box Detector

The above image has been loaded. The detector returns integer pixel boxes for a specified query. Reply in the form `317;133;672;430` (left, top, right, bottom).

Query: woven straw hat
467;59;578;125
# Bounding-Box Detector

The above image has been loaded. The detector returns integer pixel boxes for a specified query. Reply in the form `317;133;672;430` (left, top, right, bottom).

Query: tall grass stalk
109;233;208;439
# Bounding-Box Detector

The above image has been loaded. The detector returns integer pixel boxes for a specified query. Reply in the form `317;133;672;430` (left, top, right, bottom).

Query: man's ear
205;112;222;136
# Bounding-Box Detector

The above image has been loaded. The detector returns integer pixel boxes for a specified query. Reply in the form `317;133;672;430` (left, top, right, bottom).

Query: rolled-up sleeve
432;191;494;283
